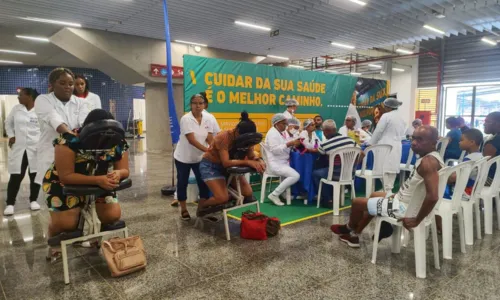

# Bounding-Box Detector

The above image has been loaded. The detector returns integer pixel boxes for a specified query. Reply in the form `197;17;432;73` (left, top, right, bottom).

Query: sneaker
30;201;41;211
330;224;351;235
339;234;360;248
3;205;14;216
268;194;285;206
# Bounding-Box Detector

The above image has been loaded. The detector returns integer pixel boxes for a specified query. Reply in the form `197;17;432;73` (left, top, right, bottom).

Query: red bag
240;212;269;240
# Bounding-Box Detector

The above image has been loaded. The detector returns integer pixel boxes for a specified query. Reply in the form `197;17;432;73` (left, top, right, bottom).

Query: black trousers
7;151;40;205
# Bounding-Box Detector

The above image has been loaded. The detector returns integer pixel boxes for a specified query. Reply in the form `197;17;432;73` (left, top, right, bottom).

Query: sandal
181;210;191;221
46;246;62;262
171;200;179;207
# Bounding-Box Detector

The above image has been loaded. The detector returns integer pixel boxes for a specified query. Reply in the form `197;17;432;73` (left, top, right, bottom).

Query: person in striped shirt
313;119;357;208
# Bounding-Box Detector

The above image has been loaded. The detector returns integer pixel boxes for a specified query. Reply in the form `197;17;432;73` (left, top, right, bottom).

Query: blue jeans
313;167;339;203
175;159;210;202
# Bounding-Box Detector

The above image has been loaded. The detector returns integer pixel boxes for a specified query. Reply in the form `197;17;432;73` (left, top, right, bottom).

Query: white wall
390;57;418;127
1;95;19;137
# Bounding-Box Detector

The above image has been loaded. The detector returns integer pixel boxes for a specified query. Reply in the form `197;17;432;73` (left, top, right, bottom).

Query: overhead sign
421;98;431;104
150;64;184;78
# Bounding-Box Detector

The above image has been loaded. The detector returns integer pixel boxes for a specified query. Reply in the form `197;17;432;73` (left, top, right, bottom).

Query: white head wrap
272;113;288;125
285;98;299;107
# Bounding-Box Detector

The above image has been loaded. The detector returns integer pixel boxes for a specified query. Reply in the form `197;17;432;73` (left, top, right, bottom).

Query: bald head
411;125;439;156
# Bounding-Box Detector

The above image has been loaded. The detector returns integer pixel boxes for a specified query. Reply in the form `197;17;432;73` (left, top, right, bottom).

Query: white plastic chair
399;147;416;185
259;143;292;205
434;160;474;259
371;167;449;279
445;150;466;166
478;156;500;235
437;137;450;159
317;147;362;215
355;144;393;196
462;156;490;245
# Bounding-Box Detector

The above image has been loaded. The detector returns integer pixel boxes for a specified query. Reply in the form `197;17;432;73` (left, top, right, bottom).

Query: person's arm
5;107;15;138
369;114;387;145
266;129;297;155
186;133;209;152
402;156;440;229
112;151;130;180
206;133;214;146
35;95;73;134
219;148;264;173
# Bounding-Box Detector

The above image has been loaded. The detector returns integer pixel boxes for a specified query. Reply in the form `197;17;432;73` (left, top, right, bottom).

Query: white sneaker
30;201;41;211
268;194;285;206
3;205;14;216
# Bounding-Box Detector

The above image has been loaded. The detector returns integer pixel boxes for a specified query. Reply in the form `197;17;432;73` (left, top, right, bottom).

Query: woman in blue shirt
444;117;462;160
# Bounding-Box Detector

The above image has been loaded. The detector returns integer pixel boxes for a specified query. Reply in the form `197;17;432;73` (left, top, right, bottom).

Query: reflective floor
0;138;499;300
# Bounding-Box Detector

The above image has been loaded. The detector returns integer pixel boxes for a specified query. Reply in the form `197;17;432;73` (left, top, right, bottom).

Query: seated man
331;126;444;248
312;119;356;208
339;115;361;145
44;109;130;257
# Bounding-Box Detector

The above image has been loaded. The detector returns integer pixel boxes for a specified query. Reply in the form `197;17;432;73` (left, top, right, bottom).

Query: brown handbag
101;236;147;277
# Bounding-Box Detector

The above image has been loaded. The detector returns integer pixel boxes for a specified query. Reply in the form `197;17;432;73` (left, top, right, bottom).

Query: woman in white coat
4;88;42;216
74;74;102;112
283;98;298;120
368;97;406;192
35;68;90;185
263;113;301;206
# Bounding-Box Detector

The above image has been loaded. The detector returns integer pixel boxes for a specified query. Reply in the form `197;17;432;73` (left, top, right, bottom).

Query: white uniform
174;111;213;164
5;104;40;174
76;92;102;112
283;110;294;120
346;104;361;129
359;129;372;144
202;110;220;135
34;93;90;184
299;130;319;149
369;109;407;191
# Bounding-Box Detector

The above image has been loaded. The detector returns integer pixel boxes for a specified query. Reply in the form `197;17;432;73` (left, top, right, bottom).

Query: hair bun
240;111;249;121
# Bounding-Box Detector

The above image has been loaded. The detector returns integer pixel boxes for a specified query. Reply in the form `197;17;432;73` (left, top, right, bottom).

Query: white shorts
367;196;407;218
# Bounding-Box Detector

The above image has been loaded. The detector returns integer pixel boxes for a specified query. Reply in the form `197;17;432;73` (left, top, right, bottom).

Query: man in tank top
331;126;445;248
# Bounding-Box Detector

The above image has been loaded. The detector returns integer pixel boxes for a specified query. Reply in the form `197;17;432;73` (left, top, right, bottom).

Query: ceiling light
331;42;355;49
332;58;350;63
234;20;271;31
423;24;445;35
396;48;414;55
16;35;50;42
175;40;207;47
0;49;36;55
349;0;367;6
481;37;498;46
380;71;386;75
20;17;81;27
325;69;338;73
368;64;382;68
288;65;304;69
0;60;23;64
392;68;405;72
267;55;289;60
350;72;362;76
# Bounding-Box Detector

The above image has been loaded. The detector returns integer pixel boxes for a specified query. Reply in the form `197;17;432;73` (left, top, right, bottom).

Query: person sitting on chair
331;126;444;248
444;117;463;161
198;112;265;214
299;119;320;151
43;109;129;257
285;118;300;140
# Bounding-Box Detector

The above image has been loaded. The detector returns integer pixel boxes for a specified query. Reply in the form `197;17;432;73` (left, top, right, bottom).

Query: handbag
240;211;281;240
101;236;147;277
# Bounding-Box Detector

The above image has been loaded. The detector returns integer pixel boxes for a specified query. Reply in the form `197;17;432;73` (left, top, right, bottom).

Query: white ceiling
1;0;500;67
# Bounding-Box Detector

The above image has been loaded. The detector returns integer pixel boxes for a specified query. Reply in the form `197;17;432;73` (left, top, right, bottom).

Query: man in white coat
368;97;407;192
283;98;298;120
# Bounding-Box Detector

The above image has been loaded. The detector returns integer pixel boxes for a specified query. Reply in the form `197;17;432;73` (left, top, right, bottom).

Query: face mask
289;129;298;135
289;109;295;114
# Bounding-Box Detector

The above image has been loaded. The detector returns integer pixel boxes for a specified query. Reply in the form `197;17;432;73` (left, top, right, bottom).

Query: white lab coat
76;92;102;112
359;129;372;144
264;127;291;166
346;104;361;129
299;130;319;149
5;104;40;174
369;110;407;174
34;93;90;184
283;110;294;120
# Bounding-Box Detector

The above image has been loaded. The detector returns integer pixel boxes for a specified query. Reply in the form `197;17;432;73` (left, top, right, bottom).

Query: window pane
474;86;500;117
445;87;473;116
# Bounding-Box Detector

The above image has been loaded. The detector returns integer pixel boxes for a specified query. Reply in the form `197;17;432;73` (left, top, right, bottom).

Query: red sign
150;64;184;78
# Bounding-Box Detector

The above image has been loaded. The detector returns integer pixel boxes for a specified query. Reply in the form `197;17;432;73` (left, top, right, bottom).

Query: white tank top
396;151;445;218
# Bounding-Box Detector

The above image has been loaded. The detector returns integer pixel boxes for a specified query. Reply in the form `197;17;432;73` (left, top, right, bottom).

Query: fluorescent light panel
325;69;338;73
16;35;50;42
288;64;304;69
0;49;36;55
380;71;386;74
368;64;382;68
21;17;81;27
350;72;362;76
481;37;497;46
267;55;289;60
332;58;350;63
396;48;414;54
331;42;355;49
423;24;445;35
349;0;367;6
0;60;23;64
175;40;207;47
392;68;405;72
234;20;271;31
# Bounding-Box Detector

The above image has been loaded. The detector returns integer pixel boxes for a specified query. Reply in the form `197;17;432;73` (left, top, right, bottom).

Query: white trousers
268;163;300;196
384;173;397;193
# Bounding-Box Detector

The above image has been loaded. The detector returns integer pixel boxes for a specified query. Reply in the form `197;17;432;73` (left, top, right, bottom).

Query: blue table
289;152;318;204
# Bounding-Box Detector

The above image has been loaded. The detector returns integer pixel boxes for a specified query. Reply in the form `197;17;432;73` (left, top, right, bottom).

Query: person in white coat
299;119;320;150
368;97;407;192
264;113;301;206
359;119;373;144
4;88;42;215
74;74;102;112
35;68;90;185
283;98;298;120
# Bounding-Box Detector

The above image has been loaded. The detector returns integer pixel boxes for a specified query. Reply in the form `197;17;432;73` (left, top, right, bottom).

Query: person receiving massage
198;112;265;214
299;119;320;151
43;109;129;258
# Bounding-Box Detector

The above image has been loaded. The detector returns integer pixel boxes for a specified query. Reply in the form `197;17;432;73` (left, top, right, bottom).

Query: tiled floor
0;138;499;299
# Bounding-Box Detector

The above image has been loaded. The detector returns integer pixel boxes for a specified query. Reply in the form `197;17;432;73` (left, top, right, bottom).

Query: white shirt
264;127;291;165
34;93;90;184
346;104;361;129
283;110;294;120
76;92;102;112
299;130;320;149
359;129;372;144
174;111;213;164
338;126;348;137
5;104;40;174
203;110;221;135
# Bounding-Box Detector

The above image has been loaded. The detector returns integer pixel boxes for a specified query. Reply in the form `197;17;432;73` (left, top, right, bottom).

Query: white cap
285;98;299;107
272;113;288;125
383;97;402;108
303;119;314;128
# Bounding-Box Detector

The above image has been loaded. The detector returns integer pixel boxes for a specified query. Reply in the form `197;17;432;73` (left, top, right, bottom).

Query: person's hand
247;160;266;174
107;170;121;183
96;175;119;191
399;217;421;230
286;139;301;148
308;148;319;153
8;137;15;148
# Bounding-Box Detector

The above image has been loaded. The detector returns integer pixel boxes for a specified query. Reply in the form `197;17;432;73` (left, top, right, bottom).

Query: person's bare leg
199;179;229;208
347;197;369;231
48;208;81;238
